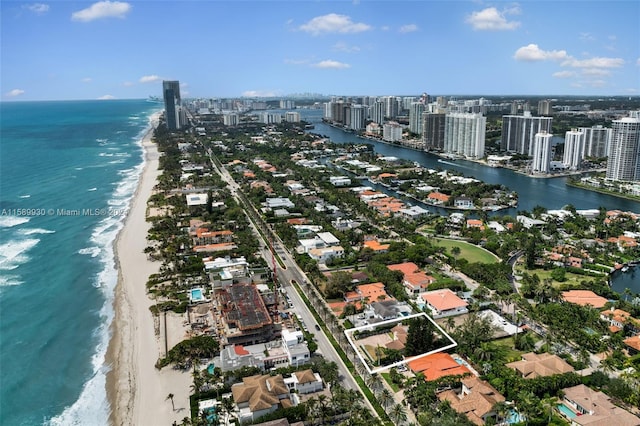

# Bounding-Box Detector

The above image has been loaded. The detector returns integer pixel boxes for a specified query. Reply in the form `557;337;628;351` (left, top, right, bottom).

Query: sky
1;0;639;101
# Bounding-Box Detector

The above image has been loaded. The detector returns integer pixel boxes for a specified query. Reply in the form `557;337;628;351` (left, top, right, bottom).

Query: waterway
293;108;640;293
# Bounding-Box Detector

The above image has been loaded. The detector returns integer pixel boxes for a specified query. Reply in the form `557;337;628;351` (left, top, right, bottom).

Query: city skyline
2;1;639;101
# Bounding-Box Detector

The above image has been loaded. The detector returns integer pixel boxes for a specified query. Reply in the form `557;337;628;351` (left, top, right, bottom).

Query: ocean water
0;100;161;425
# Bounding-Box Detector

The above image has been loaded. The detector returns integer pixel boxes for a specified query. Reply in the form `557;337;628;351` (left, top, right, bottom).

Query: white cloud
242;90;278;97
5;89;25;97
579;32;595;41
561;56;624;68
552;71;576;78
466;7;520;31
332;42;360;53
399;24;418;33
514;44;568;61
97;94;116;100
312;60;351;69
82;77;92;83
25;3;49;14
637;58;640;66
299;13;371;35
582;68;611;77
139;75;161;83
71;1;131;22
122;81;134;87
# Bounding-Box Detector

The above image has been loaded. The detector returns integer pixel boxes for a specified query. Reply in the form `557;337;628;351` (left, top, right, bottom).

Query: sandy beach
106;122;192;426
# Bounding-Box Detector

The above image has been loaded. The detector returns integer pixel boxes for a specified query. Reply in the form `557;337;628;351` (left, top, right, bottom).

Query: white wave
96;138;108;143
0;238;39;270
0;275;24;287
88;188;98;192
0;216;30;228
48;110;156;426
19;194;31;198
75;167;84;171
18;228;55;236
98;153;114;157
78;247;101;258
108;160;125;165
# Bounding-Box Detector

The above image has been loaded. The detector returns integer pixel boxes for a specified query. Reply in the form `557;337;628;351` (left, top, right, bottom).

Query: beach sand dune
106;125;191;426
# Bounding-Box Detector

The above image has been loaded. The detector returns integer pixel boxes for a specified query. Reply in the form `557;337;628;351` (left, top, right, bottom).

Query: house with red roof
408;352;471;381
387;262;435;296
561;290;608;309
421;289;468;318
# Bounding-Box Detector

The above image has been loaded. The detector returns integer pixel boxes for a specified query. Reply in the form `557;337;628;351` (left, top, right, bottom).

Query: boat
622;266;630;272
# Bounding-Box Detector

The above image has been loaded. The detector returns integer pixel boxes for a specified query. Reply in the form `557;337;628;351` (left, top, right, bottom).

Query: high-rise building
531;131;553;173
384;96;399;119
369;101;385;125
501;113;553;155
606;117;640;182
423;113;446;151
563;129;585;170
349;105;366;131
538;99;553;116
579;125;612;158
383;121;403;142
285;111;300;123
162;80;183;130
409;102;425;135
223;113;239;126
443;112;486;159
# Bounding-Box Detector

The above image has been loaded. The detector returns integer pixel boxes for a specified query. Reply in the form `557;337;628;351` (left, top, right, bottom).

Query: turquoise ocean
0;100;161;425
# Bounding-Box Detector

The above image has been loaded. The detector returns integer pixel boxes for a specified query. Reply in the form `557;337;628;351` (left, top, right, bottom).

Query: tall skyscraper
532;131;553;173
369;101;385;125
606;117;640;182
162;80;183;130
580;125;612;158
423;113;446;151
349;105;366;131
443;112;486;159
409;102;425;135
537;99;553;116
563;129;585;170
501;112;553;155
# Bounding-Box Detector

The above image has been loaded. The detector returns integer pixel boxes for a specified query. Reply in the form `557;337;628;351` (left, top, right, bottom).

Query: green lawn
433;238;499;264
381;372;400;392
514;265;588;288
492;336;526;363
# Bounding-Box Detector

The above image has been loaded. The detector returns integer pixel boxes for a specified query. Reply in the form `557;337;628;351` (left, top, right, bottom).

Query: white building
501;113;553;155
579;125;612;158
443;112;486;159
606;116;640;182
285;111;300;122
223;113;239;126
531;131;553;173
383;121;403;142
349;105;366;131
563;128;585;170
409;102;425;134
186;193;208;206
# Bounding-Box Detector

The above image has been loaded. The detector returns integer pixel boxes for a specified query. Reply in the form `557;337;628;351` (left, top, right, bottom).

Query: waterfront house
232;374;293;423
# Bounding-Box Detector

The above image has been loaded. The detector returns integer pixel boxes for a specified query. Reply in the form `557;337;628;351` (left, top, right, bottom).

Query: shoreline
105;119;191;426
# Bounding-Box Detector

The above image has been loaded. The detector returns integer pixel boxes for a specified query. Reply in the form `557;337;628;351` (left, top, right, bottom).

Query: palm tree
541;396;558;424
167;393;175;411
378;388;394;410
492;400;510;425
389;403;408;425
450;246;461;269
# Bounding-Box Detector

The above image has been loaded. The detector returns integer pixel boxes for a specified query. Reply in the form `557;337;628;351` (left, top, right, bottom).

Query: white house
284;369;324;394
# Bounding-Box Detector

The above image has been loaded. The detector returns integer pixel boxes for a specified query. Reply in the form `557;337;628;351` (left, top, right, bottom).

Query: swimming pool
190;288;204;302
207;363;215;375
507;409;525;424
557;403;577;419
